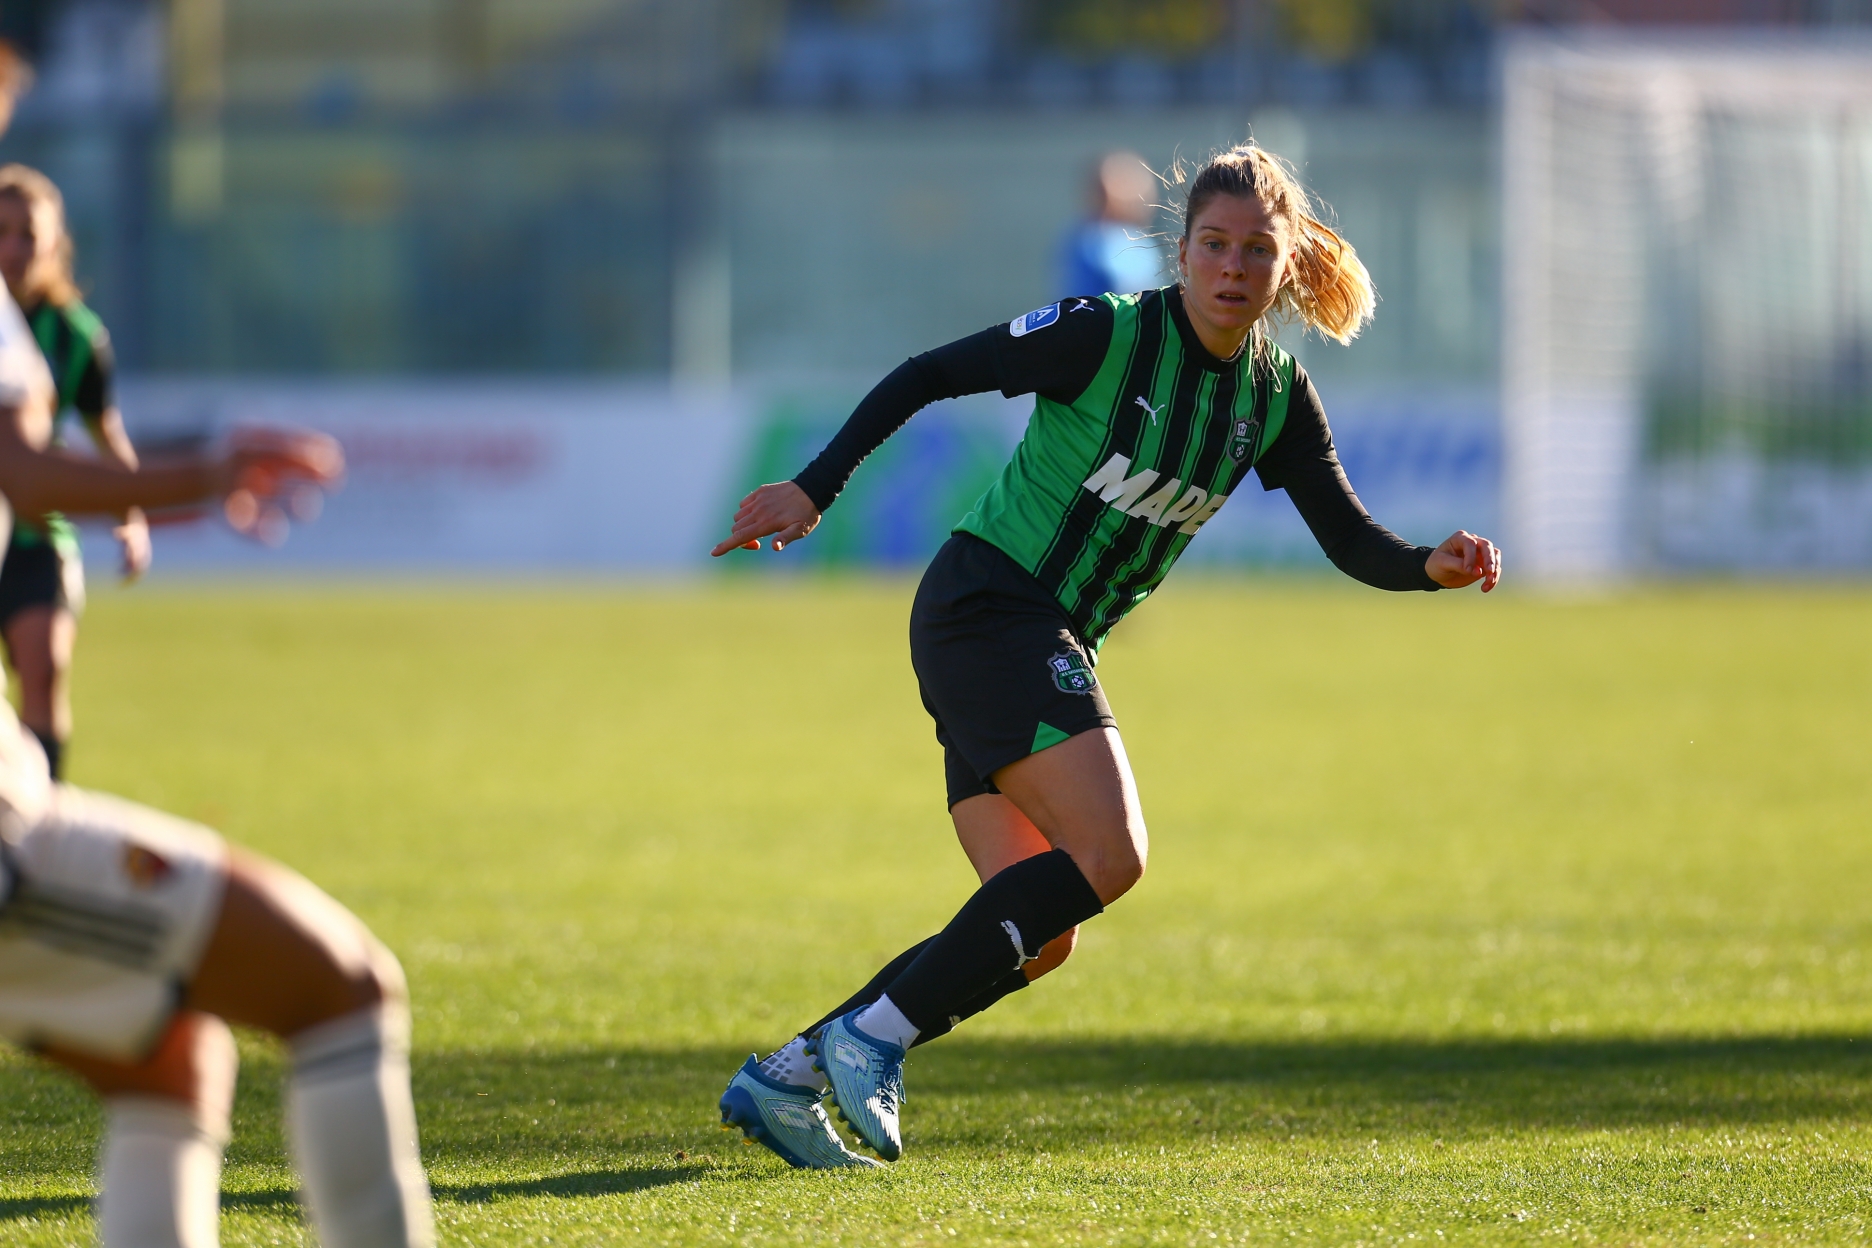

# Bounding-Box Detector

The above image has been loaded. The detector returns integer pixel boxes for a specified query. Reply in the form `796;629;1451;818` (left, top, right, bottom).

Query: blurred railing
0;106;1495;384
6;117;674;374
2;0;1863;381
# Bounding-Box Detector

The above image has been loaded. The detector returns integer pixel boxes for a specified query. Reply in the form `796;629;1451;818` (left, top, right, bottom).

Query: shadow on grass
413;1033;1872;1134
0;1193;87;1219
221;1188;302;1213
941;1033;1872;1096
436;1165;708;1203
6;1034;1868;1221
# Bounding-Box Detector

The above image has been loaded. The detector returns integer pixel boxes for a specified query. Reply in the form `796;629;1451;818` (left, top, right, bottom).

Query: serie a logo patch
1009;303;1060;338
1047;650;1097;694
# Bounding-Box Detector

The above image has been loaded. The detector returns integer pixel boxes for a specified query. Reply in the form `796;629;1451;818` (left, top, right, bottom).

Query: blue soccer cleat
811;1012;906;1161
719;1056;882;1170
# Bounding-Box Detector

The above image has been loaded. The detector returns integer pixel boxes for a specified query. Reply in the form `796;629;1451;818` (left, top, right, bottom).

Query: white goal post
1501;31;1872;581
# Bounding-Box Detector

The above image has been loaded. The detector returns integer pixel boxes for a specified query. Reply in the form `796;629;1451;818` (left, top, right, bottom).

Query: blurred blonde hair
1172;143;1375;345
0;163;80;307
0;40;31;99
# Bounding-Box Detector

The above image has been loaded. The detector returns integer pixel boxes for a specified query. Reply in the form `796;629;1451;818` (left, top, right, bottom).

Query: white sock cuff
285;1002;434;1248
290;1004;409;1081
107;1095;231;1151
855;994;920;1049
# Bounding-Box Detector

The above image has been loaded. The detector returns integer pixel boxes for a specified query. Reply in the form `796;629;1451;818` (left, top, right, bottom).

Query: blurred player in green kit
0;162;147;780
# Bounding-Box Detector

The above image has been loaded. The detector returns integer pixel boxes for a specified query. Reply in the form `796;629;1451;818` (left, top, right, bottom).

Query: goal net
1502;31;1872;580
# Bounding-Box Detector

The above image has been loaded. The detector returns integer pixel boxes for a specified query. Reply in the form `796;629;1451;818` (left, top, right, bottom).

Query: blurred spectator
1057;150;1165;299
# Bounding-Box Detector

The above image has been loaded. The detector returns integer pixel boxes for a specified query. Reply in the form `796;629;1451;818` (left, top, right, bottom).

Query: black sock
799;936;934;1040
28;728;62;781
882;848;1103;1034
801;936;1042;1048
908;968;1029;1047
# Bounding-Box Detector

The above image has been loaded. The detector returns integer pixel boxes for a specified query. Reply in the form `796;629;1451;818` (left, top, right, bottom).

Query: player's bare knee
187;1015;239;1133
357;936;407;1012
47;1012;238;1120
321;931;401;1020
153;1013;237;1119
1086;844;1145;904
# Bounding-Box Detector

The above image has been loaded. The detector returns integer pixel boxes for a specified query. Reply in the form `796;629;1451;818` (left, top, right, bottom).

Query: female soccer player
711;143;1502;1170
0;163;148;779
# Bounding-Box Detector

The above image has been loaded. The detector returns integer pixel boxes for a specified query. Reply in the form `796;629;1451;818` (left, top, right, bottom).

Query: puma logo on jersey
1134;396;1163;425
1081;453;1229;533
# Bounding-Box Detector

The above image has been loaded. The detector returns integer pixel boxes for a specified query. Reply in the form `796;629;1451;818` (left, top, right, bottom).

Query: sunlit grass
3;578;1869;1244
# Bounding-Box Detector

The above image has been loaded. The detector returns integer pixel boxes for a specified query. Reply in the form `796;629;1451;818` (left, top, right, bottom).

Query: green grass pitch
3;578;1871;1245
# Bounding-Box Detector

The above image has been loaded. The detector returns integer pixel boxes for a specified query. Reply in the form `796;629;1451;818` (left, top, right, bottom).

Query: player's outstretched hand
219;425;345;546
1426;530;1502;592
711;481;821;557
115;506;151;583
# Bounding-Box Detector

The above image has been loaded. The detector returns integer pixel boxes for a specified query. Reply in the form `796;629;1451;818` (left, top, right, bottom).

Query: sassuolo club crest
1229;416;1257;463
1048;650;1097;694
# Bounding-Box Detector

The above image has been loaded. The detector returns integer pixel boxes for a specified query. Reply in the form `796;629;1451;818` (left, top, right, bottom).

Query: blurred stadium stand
0;1;1864;573
0;0;1862;380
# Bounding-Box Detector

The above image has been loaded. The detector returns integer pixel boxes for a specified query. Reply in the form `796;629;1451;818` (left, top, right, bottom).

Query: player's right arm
710;299;1112;556
0;407;342;533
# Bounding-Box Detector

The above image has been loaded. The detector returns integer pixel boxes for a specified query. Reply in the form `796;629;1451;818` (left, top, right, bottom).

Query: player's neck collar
1165;287;1246;374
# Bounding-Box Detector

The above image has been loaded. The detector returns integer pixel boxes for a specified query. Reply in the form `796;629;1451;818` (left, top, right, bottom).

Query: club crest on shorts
1047;650;1097;694
1229;416;1258;463
122;844;173;888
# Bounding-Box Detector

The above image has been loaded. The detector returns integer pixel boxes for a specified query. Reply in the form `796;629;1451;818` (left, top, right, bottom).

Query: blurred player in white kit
0;42;433;1248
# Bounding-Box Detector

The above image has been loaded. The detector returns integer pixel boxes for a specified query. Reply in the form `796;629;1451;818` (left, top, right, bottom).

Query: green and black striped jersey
14;299;116;554
794;285;1440;652
955;289;1293;645
25;298;113;428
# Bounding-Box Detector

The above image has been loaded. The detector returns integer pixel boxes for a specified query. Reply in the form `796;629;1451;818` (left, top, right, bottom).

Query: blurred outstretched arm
0;402;342;529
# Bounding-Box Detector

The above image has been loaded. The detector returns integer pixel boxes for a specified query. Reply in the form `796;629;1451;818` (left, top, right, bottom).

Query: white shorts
0;787;228;1061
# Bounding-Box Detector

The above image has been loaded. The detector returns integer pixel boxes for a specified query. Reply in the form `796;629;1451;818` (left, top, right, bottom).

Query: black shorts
0;541;74;629
910;533;1117;809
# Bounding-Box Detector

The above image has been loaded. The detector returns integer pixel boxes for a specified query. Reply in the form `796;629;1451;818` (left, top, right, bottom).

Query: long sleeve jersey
795;288;1439;647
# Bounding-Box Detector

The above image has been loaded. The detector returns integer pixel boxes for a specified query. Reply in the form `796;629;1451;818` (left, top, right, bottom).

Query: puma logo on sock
1002;920;1037;969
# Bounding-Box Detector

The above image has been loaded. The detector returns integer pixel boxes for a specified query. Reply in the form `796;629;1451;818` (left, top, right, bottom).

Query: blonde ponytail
1172;144;1375;345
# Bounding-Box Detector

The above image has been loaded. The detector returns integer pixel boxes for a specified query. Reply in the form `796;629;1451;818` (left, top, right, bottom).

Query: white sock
852;995;920;1050
758;1036;828;1092
98;1097;228;1248
286;1005;435;1248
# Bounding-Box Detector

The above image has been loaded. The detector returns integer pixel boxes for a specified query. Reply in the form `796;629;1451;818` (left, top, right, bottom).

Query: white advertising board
75;378;1498;578
102;380;753;572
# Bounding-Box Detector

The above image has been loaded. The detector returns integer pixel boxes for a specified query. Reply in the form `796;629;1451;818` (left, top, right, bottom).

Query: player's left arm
81;409;137;470
72;327;152;578
1256;369;1501;593
81;407;150;580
